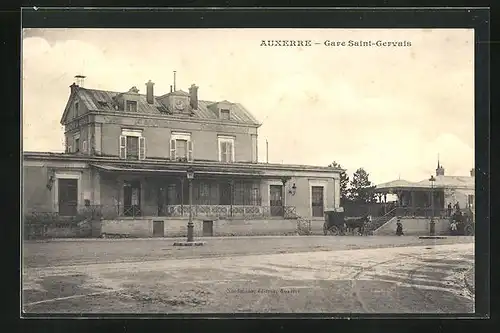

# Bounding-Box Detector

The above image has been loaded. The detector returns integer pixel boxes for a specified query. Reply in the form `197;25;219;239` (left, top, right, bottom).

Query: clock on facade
174;99;186;111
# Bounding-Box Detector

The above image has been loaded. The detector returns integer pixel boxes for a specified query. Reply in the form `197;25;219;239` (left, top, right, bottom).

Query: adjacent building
374;161;475;218
23;78;341;236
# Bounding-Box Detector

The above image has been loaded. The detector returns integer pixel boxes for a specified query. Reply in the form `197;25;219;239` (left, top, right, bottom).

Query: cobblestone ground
22;236;475;314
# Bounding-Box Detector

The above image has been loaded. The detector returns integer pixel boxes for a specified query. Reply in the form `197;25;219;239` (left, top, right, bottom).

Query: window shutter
227;142;233;162
219;141;226;162
119;135;127;159
139;137;146;160
221;141;228;162
188;140;193;162
170;139;176;160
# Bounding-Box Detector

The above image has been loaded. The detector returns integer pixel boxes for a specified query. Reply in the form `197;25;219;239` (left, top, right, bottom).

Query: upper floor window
65;136;71;153
170;132;193;162
220;109;230;120
120;129;145;160
74;102;79;118
74;133;80;153
467;194;475;208
126;100;138;112
82;140;87;153
218;135;235;163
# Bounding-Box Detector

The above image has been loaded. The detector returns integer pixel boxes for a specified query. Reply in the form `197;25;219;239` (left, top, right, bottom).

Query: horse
345;214;372;235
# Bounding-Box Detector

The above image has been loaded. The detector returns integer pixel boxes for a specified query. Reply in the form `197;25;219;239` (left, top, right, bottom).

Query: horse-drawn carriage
323;209;372;236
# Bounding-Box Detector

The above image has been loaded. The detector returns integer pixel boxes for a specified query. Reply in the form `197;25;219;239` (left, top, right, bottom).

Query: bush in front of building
23;208;102;239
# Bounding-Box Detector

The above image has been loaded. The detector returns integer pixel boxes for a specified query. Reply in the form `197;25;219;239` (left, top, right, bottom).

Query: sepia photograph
22;26;477;315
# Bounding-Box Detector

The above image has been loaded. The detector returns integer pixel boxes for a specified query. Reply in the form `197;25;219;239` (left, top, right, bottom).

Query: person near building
447;203;453;217
450;220;458;235
396;220;404;236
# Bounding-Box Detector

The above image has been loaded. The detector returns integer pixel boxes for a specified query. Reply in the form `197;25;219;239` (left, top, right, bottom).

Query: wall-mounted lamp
288;183;297;196
46;175;55;190
186;167;195;180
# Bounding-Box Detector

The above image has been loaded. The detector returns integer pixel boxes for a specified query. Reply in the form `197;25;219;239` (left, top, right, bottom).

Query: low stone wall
374;217;450;236
100;218;304;237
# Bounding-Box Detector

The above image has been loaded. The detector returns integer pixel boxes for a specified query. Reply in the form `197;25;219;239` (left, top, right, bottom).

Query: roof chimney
173;71;177;91
170;85;173;93
145;80;155;104
75;75;86;87
69;82;79;95
470;168;475;177
189;84;198;109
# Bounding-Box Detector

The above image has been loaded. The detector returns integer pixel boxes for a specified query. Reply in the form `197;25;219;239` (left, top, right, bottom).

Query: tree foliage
328;161;350;204
348;168;376;204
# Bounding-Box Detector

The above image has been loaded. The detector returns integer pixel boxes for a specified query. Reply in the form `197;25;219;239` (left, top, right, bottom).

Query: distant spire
435;153;445;176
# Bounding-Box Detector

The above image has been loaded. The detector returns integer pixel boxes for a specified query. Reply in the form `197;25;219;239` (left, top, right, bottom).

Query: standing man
447;203;453;217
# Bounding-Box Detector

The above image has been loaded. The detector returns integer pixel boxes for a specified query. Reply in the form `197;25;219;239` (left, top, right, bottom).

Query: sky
22;28;474;184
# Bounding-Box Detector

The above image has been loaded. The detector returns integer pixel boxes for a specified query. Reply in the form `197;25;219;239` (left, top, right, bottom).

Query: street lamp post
186;167;195;242
429;175;436;236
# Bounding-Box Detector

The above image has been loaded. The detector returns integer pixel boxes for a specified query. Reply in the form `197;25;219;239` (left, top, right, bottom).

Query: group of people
447;202;461;217
395;201;464;236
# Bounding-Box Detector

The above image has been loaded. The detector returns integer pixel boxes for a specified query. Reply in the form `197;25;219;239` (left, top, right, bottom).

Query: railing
365;207;397;232
395;207;449;218
81;204;298;220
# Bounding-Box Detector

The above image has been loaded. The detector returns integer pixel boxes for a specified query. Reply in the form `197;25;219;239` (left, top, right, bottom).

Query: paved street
22;236;474;314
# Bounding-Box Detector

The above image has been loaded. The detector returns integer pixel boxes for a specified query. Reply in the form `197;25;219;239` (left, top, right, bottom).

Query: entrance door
58;179;78;216
311;186;324;217
270;185;283;216
124;180;141;216
157;184;167;216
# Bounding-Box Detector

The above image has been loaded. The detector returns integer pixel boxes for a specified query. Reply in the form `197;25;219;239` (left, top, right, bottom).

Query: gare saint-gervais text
260;40;412;47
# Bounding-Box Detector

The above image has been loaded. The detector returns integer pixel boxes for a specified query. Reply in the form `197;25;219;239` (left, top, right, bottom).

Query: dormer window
220;109;230;120
126;100;138;112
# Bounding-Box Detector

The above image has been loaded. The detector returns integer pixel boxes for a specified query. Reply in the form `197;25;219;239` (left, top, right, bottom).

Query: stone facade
23;80;343;237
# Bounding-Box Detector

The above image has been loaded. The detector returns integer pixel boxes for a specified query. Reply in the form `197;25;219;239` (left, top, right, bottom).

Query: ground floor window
233;181;261;206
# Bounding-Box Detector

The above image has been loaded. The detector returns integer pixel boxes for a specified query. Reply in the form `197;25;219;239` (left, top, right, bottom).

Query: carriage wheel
328;226;341;236
465;224;474;236
323;223;328;236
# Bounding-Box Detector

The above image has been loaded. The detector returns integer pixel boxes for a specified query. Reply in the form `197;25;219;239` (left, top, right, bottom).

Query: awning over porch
90;163;271;178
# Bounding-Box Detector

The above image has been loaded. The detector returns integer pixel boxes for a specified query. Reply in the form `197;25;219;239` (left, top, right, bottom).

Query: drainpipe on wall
333;177;336;210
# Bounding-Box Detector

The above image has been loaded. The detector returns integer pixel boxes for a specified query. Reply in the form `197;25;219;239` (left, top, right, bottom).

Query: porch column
411;191;416;213
180;178;185;216
281;176;290;216
229;179;234;217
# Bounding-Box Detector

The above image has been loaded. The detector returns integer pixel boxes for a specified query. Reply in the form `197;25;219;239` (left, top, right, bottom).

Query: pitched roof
415;175;475;188
376;174;474;190
375;179;415;189
67;87;261;126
